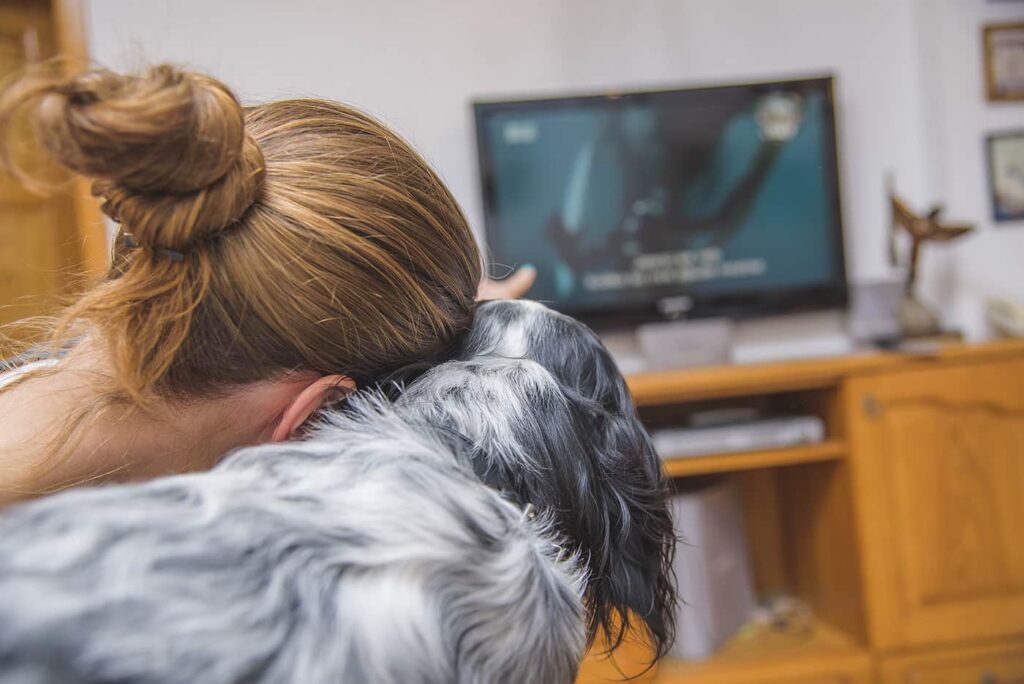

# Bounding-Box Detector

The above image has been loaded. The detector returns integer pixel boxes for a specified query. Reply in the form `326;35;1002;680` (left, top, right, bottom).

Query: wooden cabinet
879;639;1024;684
0;0;105;340
577;622;873;684
651;648;874;684
0;1;67;329
576;344;1024;683
846;359;1024;650
655;662;874;684
725;671;872;684
785;676;872;684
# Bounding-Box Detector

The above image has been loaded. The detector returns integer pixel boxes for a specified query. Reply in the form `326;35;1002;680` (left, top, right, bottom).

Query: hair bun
7;64;265;251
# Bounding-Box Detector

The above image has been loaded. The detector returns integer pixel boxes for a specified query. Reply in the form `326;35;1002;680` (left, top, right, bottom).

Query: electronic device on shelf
473;75;848;331
670;478;755;660
652;415;825;460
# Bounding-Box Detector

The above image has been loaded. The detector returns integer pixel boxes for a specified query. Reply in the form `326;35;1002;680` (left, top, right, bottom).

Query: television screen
474;76;847;327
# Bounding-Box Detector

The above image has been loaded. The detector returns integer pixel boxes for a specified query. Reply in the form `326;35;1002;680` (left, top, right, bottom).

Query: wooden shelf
661;440;846;478
576;342;1024;684
650;622;869;684
626;337;1024;406
577;622;869;684
628;354;881;405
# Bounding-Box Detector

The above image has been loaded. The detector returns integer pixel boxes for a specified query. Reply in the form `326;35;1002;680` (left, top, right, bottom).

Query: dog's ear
537;348;675;660
488;304;676;653
440;300;677;657
405;357;676;661
578;385;676;658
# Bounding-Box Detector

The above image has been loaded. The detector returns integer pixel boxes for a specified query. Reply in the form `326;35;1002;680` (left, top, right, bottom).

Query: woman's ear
271;375;355;442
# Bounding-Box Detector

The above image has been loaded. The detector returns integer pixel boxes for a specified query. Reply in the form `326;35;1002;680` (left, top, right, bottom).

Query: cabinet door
0;1;102;335
879;639;1024;684
846;358;1024;649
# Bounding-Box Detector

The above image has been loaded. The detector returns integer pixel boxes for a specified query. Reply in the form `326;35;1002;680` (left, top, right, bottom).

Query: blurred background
2;0;1023;338
93;0;1024;337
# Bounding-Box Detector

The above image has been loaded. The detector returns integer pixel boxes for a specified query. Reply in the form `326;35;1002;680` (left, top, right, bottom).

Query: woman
0;63;533;505
0;300;679;683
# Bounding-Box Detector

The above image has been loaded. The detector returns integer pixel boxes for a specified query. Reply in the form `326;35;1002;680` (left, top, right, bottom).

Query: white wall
913;0;1024;338
86;0;1023;338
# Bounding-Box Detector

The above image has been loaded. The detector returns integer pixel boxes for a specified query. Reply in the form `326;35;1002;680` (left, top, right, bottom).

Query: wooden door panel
847;359;1024;649
879;640;1024;684
0;0;86;339
0;201;65;325
889;405;1024;607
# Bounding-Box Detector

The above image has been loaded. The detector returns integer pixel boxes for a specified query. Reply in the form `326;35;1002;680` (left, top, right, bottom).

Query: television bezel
472;75;849;330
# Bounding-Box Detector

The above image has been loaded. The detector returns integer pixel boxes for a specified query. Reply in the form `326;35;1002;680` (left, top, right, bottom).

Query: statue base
900;293;942;338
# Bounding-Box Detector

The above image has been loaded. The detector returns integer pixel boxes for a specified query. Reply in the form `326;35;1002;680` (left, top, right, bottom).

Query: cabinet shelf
626;337;1024;406
577;621;869;684
579;341;1024;683
650;621;869;684
661;440;847;478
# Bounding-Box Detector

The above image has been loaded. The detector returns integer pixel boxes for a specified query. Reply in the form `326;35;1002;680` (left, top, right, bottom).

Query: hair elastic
120;233;186;262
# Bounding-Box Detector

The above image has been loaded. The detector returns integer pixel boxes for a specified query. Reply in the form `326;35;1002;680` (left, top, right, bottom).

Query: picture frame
983;22;1024;101
986;130;1024;222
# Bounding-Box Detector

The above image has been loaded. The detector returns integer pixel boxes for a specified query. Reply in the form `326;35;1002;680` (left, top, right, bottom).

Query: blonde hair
1;63;482;399
0;63;482;493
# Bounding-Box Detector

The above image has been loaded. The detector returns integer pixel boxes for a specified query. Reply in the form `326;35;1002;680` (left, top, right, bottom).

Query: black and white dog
0;300;676;684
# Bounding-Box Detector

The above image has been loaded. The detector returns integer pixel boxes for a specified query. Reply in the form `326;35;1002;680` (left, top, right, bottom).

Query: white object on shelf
652;416;825;460
636;318;734;370
670;479;756;660
987;298;1024;338
730;310;853;364
600;328;649;375
848;280;903;342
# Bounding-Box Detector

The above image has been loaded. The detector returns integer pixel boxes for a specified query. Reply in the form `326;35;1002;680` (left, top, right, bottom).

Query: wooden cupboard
848;360;1024;651
0;0;105;342
579;339;1024;683
878;639;1024;684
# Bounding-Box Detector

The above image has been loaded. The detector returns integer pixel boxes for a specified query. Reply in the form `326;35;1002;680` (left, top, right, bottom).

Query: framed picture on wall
983;22;1024;101
986;130;1024;222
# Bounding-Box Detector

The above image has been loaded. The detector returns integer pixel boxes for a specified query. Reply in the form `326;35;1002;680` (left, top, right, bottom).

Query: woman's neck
0;342;281;506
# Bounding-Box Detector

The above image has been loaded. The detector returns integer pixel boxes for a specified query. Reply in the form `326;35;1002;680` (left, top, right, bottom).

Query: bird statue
888;179;974;337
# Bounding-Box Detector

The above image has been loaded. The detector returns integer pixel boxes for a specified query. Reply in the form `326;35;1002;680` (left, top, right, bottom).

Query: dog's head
396;299;676;658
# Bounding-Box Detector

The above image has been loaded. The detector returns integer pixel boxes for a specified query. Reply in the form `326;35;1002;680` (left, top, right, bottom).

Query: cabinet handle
862;394;882;419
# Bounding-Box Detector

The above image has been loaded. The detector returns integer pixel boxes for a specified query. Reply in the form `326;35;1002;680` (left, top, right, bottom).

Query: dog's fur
405;300;676;651
0;300;675;683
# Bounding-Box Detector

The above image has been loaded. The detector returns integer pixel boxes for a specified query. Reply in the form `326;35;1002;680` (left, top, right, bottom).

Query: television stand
601;310;855;372
578;337;1024;683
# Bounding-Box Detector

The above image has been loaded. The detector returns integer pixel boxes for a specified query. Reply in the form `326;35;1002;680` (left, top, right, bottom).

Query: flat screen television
473;75;848;329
